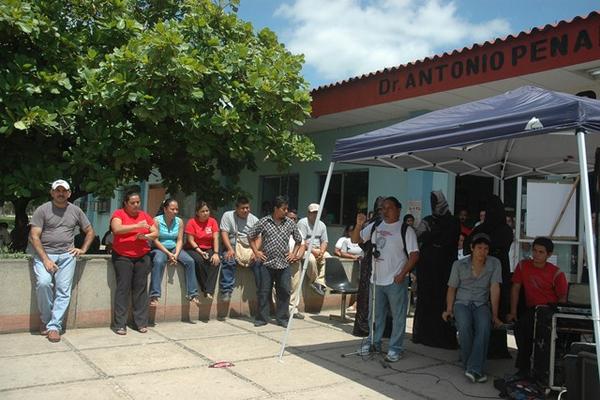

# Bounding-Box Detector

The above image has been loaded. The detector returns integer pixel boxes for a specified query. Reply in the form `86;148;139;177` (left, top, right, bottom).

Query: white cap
308;203;319;213
51;179;70;191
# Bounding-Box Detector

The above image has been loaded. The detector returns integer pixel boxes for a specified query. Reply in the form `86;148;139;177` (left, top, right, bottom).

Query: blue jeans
150;248;198;298
220;253;237;295
255;264;291;323
367;280;409;353
33;253;77;332
454;302;492;375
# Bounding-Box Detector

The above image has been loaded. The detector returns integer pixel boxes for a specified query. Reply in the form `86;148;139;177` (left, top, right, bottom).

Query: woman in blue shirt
150;199;199;306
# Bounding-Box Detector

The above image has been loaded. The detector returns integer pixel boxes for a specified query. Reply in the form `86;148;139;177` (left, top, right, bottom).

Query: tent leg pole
576;130;600;383
515;177;522;265
278;162;336;361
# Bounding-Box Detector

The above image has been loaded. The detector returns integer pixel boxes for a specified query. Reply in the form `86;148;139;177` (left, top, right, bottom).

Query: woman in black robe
464;195;513;359
412;191;460;349
352;196;384;337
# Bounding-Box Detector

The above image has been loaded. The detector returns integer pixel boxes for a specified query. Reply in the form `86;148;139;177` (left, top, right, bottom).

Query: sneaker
357;342;380;356
385;350;402;362
204;292;213;300
465;370;476;383
221;292;232;302
149;297;159;307
293;312;305;319
277;320;288;328
310;282;325;296
475;373;488;383
40;325;49;336
47;330;61;343
254;320;268;327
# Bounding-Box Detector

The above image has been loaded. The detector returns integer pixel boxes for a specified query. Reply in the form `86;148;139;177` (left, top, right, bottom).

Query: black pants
515;307;536;374
256;264;291;324
112;253;151;330
187;249;220;296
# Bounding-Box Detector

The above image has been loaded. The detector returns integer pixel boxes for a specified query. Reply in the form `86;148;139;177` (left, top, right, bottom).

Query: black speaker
531;307;582;387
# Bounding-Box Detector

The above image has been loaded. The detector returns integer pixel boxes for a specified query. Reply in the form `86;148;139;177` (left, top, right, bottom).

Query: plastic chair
325;257;359;321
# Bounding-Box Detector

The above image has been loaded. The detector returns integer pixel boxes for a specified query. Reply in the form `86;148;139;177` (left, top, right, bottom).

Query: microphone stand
341;221;381;358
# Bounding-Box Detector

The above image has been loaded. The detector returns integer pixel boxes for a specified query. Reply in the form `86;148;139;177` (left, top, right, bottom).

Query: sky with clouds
238;0;599;88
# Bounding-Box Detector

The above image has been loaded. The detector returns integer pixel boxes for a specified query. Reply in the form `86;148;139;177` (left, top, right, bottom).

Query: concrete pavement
0;314;515;399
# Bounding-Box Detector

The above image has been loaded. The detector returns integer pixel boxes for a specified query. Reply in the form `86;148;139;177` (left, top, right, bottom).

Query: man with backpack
351;196;419;362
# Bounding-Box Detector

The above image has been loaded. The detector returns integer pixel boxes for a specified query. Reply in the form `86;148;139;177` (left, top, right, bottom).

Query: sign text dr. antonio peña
312;12;600;118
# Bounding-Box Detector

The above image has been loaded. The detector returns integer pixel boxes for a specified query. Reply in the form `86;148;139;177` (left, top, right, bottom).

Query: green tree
0;0;318;249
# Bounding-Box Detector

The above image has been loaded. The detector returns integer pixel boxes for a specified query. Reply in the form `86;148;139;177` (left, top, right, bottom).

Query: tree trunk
10;198;31;252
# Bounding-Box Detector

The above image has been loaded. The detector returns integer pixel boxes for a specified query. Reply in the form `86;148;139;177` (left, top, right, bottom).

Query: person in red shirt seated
506;237;568;377
110;190;158;335
184;201;221;300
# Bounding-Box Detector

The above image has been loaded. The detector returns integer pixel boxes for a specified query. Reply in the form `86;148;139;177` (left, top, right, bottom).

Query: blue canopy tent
279;86;600;386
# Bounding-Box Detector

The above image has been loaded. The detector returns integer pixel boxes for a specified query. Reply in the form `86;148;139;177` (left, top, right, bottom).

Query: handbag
234;217;253;267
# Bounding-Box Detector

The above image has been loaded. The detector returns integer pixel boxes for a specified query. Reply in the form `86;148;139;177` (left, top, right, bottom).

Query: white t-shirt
360;220;419;285
335;236;363;257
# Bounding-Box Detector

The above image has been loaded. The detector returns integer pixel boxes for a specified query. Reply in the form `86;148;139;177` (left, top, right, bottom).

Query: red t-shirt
185;217;219;250
111;209;155;258
512;259;568;308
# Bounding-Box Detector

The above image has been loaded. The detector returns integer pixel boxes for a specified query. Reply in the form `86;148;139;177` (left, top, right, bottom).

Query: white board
526;181;576;238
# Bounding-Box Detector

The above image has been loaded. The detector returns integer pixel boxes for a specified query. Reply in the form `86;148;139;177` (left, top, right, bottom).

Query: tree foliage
0;0;318;221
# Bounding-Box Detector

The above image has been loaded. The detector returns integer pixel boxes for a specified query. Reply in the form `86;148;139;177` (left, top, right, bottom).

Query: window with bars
318;171;368;226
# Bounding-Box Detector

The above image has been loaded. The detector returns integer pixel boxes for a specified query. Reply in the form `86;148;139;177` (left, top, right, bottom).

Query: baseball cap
307;203;319;212
51;179;70;191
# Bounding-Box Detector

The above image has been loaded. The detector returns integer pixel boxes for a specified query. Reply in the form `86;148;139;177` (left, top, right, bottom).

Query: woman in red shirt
185;201;220;300
110;190;158;335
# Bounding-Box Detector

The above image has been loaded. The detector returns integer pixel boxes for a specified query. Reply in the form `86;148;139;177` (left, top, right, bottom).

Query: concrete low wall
0;256;358;333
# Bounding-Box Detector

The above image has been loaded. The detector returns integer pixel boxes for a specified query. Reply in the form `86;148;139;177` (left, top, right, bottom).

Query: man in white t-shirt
351;196;419;362
297;203;330;296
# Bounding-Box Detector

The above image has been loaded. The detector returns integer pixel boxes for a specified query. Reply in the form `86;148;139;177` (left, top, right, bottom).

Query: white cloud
275;0;510;83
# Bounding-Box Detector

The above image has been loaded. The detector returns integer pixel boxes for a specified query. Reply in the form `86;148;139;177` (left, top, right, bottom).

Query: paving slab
278;378;424;400
64;326;167;350
151;319;249;340
381;363;500;399
115;367;268;400
263;326;359;351
0;351;99;391
404;340;462;364
81;341;206;376
310;343;445;379
225;316;322;333
1;380;125;400
0;316;523;400
0;332;70;357
233;354;355;394
180;333;288;361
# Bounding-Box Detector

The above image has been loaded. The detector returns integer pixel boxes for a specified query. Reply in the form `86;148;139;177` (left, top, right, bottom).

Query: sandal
189;295;201;306
138;327;148;333
116;328;127;336
149;297;159;307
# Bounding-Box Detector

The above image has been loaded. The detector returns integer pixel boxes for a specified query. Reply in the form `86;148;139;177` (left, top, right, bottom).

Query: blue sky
237;0;599;88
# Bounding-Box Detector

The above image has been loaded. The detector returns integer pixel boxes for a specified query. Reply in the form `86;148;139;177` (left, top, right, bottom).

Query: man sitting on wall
505;237;568;377
297;203;330;296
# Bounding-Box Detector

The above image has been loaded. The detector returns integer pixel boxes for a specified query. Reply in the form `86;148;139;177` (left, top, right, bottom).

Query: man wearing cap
29;180;95;342
297;203;330;296
442;232;503;383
